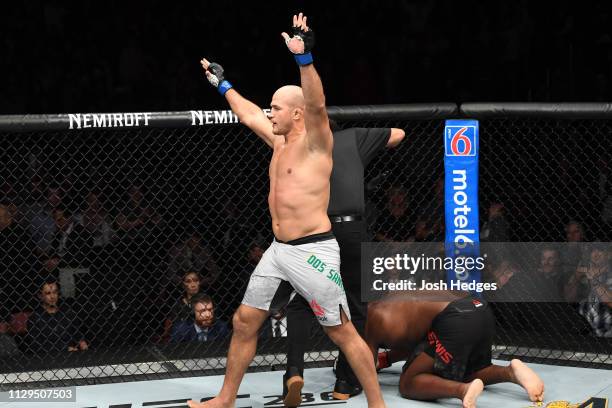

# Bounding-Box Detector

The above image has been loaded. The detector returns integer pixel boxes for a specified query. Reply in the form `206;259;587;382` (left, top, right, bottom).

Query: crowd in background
0;158;610;358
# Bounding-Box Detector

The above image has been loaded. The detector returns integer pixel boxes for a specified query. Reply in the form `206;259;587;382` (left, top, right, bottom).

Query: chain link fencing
0;104;610;388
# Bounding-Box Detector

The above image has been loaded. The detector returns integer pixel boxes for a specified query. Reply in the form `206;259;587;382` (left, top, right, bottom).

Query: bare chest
270;142;310;181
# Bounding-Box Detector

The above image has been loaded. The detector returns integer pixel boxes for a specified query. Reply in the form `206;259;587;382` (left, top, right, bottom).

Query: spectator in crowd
374;185;414;242
487;246;591;334
114;183;163;301
577;243;612;337
486;256;519;289
238;241;265;284
407;218;435;242
489;246;564;302
0;181;20;223
536;246;565;294
561;220;589;282
263;307;288;338
167;229;220;292
246;241;265;267
417;177;445;241
114;184;161;241
219;240;267;316
21;175;46;227
217;199;255;272
31;185;63;257
0;321;20;357
171;271;204;322
41;207;92;273
27;278;88;353
160;270;204;343
565;220;586;242
170;294;229;343
481;202;509;242
75;191;115;248
0;203;35;316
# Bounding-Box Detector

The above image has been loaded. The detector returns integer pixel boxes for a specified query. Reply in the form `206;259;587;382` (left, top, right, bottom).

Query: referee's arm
386;128;406;148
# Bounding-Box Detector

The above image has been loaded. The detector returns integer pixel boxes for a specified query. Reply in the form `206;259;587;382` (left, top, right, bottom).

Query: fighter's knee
398;377;417;399
232;307;257;336
324;322;353;346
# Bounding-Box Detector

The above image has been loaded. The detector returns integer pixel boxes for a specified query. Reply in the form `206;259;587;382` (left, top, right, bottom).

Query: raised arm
200;58;277;147
282;13;332;152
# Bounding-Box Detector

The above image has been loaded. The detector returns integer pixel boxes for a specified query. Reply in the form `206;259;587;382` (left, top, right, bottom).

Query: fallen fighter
366;292;545;408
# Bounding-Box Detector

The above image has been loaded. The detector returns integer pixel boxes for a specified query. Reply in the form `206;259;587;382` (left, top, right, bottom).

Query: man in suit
171;293;229;343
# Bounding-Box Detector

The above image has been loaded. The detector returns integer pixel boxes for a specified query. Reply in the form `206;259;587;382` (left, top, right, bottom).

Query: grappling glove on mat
205;61;233;96
282;13;315;66
377;351;390;370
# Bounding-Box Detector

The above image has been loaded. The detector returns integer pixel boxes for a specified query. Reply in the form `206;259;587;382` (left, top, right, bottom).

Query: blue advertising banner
444;120;481;285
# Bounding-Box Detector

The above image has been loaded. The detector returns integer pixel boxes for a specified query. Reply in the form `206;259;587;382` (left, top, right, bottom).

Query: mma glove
205;62;233;96
285;25;315;66
377;351;390;370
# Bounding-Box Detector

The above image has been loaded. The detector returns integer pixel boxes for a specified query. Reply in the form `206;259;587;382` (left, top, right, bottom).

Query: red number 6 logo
451;127;472;155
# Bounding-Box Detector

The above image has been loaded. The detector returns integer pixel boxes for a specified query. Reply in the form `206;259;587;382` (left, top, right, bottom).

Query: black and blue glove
201;58;233;96
281;13;315;66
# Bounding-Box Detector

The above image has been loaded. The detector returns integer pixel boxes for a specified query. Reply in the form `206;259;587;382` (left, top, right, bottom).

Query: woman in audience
161;270;203;343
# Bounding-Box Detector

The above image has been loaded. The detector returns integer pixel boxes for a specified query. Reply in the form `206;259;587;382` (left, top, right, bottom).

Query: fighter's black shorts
424;297;494;381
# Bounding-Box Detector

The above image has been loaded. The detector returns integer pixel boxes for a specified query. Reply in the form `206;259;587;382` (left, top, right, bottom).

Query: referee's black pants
286;218;367;386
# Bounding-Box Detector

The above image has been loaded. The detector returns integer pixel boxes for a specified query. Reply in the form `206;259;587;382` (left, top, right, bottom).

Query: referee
282;123;406;406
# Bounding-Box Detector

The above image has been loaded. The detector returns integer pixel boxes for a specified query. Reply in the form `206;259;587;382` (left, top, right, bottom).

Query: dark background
1;0;612;114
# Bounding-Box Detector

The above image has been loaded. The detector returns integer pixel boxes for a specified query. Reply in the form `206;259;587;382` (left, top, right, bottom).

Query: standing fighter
191;13;386;408
282;123;406;406
366;292;545;408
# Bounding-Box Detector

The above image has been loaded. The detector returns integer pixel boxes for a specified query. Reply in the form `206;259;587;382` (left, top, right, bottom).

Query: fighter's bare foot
461;378;484;408
509;359;545;402
187;397;233;408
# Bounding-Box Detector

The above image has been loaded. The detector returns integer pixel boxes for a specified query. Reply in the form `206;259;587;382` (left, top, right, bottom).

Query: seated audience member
41;207;92;273
480;202;509;242
577;243;612;337
486;247;592;335
0;320;20;357
171;294;229;343
237;241;265;288
566;241;608;302
160;270;203;342
374;185;414;242
488;247;564;302
0;203;35;315
167;230;220;292
30;186;63;258
75;191;116;248
27;278;88;353
560;220;588;279
416;177;444;237
535;246;566;295
407;218;433;242
114;184;161;240
261;307;288;339
219;240;268;317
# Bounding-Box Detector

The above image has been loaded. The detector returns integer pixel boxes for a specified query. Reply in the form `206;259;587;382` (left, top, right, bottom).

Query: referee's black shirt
328;128;391;216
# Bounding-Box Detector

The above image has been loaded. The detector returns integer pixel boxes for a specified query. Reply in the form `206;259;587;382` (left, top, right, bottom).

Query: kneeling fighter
366;292;544;408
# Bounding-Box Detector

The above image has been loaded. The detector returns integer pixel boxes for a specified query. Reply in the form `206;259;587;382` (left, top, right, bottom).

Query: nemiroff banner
444;120;481;287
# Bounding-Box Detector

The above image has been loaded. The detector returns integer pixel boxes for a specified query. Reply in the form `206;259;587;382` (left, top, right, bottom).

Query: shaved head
269;85;306;135
273;85;305;109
